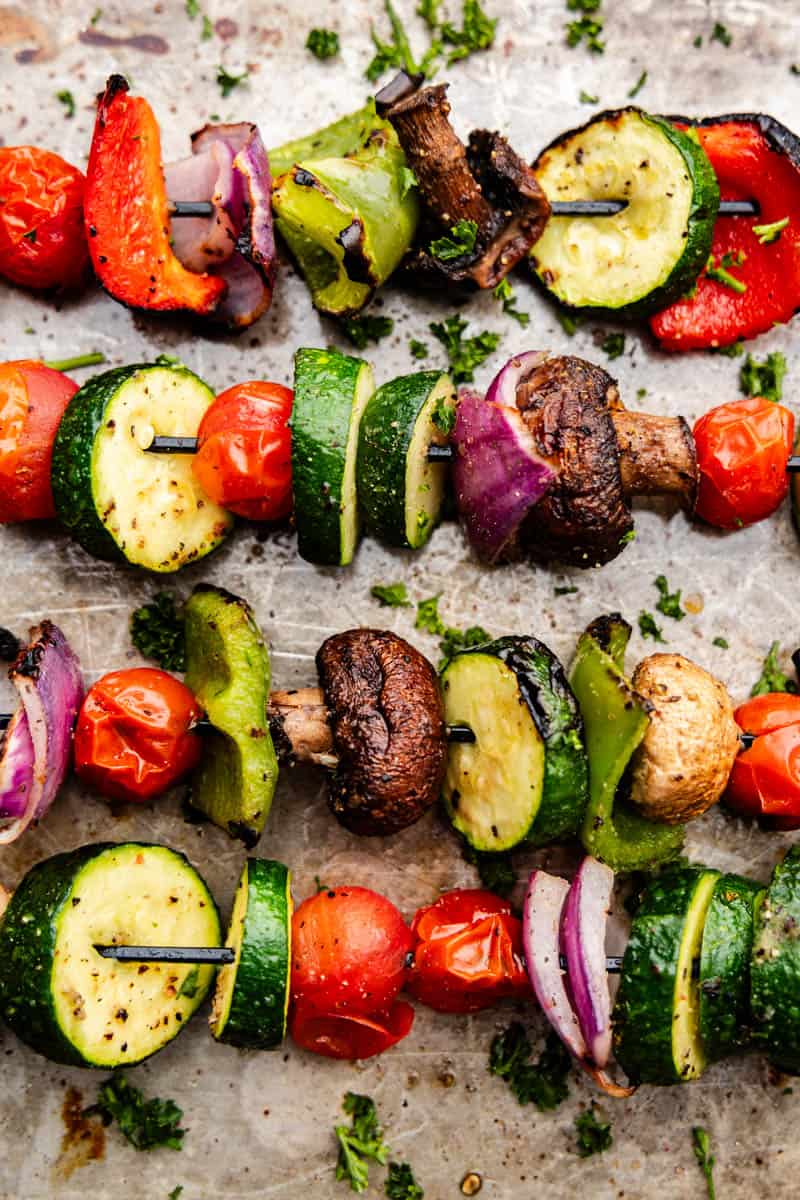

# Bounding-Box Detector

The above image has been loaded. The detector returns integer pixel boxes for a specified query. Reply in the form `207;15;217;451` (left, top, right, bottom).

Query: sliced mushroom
628;653;740;824
267;629;447;836
385;82;550;290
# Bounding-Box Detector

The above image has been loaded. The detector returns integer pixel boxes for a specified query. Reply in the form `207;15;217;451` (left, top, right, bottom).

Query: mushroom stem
611;410;698;510
267;687;338;768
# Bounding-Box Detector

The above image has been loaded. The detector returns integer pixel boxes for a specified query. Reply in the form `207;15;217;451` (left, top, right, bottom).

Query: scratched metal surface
1;0;799;1196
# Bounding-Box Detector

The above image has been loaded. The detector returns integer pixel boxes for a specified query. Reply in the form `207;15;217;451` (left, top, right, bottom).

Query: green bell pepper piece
569;615;684;872
184;584;278;847
271;104;419;316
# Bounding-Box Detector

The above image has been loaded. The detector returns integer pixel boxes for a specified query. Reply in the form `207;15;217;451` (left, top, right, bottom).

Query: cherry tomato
192;381;293;521
0;147;89;291
290;886;413;1017
289;998;414;1060
406;889;530;1014
73;668;202;803
693;397;794;530
0;360;77;522
726;693;800;828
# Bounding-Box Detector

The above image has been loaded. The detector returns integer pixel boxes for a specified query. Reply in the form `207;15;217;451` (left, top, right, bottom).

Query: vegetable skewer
170;197;759;219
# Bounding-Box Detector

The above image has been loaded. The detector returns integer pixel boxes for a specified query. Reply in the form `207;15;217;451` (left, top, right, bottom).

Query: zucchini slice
0;842;220;1068
614;867;719;1085
751;846;800;1072
51;363;233;572
699;874;763;1062
356;370;456;549
184;584;278;846
291;347;375;566
441;636;587;852
211;858;292;1049
530;108;720;316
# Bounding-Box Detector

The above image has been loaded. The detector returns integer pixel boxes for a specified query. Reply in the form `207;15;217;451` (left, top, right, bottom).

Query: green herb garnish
565;0;604;53
462;843;515;898
409;338;429;359
57;90;76;118
169;1188;183;1200
557;311;582;336
216;65;249;97
601;331;626;359
202;14;213;38
340;314;394;349
638;611;665;643
429;314;500;383
130;592;186;671
654;574;684;620
366;0;440;81
91;7;103;23
579;89;598;103
399;165;419;198
371;582;411;607
415;594;444;634
706;251;746;293
185;0;200;14
712;636;729;649
385;1161;424;1199
620;529;636;546
335;1093;389;1193
414;595;490;667
307;27;340;58
430;218;479;261
176;966;200;999
711;339;744;357
750;641;798;697
439;0;497;64
432;393;457;433
489;1024;571;1110
575;1106;613;1157
753;216;789;245
555;585;579;595
692;1126;717;1200
711;21;731;46
740;350;787;403
493;278;530;327
87;1075;185;1152
627;70;647;98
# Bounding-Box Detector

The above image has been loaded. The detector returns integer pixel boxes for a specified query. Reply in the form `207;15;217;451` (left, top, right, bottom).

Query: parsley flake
565;0;604;53
414;594;490;668
493;278;530;326
216;65;249;97
712;636;729;649
557;310;582;336
429;314;500;383
489;1023;571;1110
579;89;598;103
307;28;340;59
385;1161;424;1199
87;1075;185;1152
692;1126;717;1200
430;218;479;261
711;21;732;47
340;314;394;349
750;641;798;697
601;331;626;359
740;351;787;402
705;251;746;293
409;338;429;360
654;574;684;620
627;69;647;98
371;582;411;607
575;1106;613;1157
57;90;76;118
753;216;789;245
335;1093;389;1193
638;611;665;643
130;592;186;671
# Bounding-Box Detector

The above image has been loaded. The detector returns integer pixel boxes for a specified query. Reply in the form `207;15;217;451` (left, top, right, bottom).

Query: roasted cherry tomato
406;889;530;1014
74;667;202;803
192;381;293;521
693;397;794;530
289;998;415;1060
0;146;89;291
290;886;413;1016
726;693;800;829
0;360;78;522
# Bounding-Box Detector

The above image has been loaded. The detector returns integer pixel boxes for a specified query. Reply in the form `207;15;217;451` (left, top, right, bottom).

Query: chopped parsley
706;250;746;293
130;592;186;671
740;350;787;403
654;574;684;620
627;69;647;98
430;218;479;261
202;14;213;38
385;1161;424;1199
712;636;729;649
57;90;75;118
186;0;213;38
579;89;598;103
620;529;636;546
216;65;249;97
371;582;411;607
638;611;665;643
399;165;418;198
565;0;604;53
753;216;789;245
415;594;444;635
693;34;702;47
462;842;515;898
307;28;340;58
340;314;394;349
409;338;429;359
555;585;579;595
414;594;491;668
575;1106;613;1157
557;310;582;336
691;1126;717;1200
712;339;744;357
432;393;457;433
366;0;496;81
168;1189;183;1200
186;0;199;13
750;641;798;697
439;0;497;65
711;21;732;47
493;278;530;327
87;1074;185;1152
601;331;626;359
429;314;500;383
335;1093;389;1193
489;1023;571;1110
91;6;103;23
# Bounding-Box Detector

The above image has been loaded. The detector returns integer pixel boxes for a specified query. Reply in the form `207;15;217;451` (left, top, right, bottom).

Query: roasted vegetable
0;146;90;291
0;361;77;523
751;845;800;1072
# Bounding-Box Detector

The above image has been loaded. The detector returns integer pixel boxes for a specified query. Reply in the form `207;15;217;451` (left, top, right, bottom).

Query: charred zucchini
699;873;763;1062
751;845;800;1073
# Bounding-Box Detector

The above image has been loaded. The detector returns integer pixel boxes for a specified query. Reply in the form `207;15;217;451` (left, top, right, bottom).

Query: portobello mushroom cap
628;653;740;824
316;628;447;836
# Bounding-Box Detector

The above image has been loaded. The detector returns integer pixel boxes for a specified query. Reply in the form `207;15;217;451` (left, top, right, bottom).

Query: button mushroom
268;629;447;836
627;653;740;824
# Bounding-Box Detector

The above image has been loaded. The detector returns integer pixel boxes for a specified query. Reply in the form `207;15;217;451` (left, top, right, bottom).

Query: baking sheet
1;0;800;1195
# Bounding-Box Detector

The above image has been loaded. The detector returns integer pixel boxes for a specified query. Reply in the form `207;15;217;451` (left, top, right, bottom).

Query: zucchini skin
751;846;800;1072
699;874;763;1062
51;366;141;563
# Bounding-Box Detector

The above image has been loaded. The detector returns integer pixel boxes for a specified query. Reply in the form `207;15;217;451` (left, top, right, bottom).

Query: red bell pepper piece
84;75;226;315
651;116;800;350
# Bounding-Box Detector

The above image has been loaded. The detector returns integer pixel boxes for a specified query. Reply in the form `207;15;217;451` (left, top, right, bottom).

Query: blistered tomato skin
0;360;78;522
0;147;89;291
693;397;794;530
727;694;800;829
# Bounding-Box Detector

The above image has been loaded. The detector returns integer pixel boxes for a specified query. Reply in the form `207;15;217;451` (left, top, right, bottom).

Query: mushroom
511;353;697;567
627;653;740;824
268;629;447;836
384;82;551;290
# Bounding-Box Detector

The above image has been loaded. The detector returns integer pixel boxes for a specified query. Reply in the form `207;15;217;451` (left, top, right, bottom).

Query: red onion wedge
0;622;83;845
522;870;587;1060
452;389;556;563
0;709;34;823
485;350;549;410
562;856;615;1068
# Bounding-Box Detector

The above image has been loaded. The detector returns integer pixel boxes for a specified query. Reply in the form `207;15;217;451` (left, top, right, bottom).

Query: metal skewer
95;944;234;964
169;199;760;220
146;434;457;463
